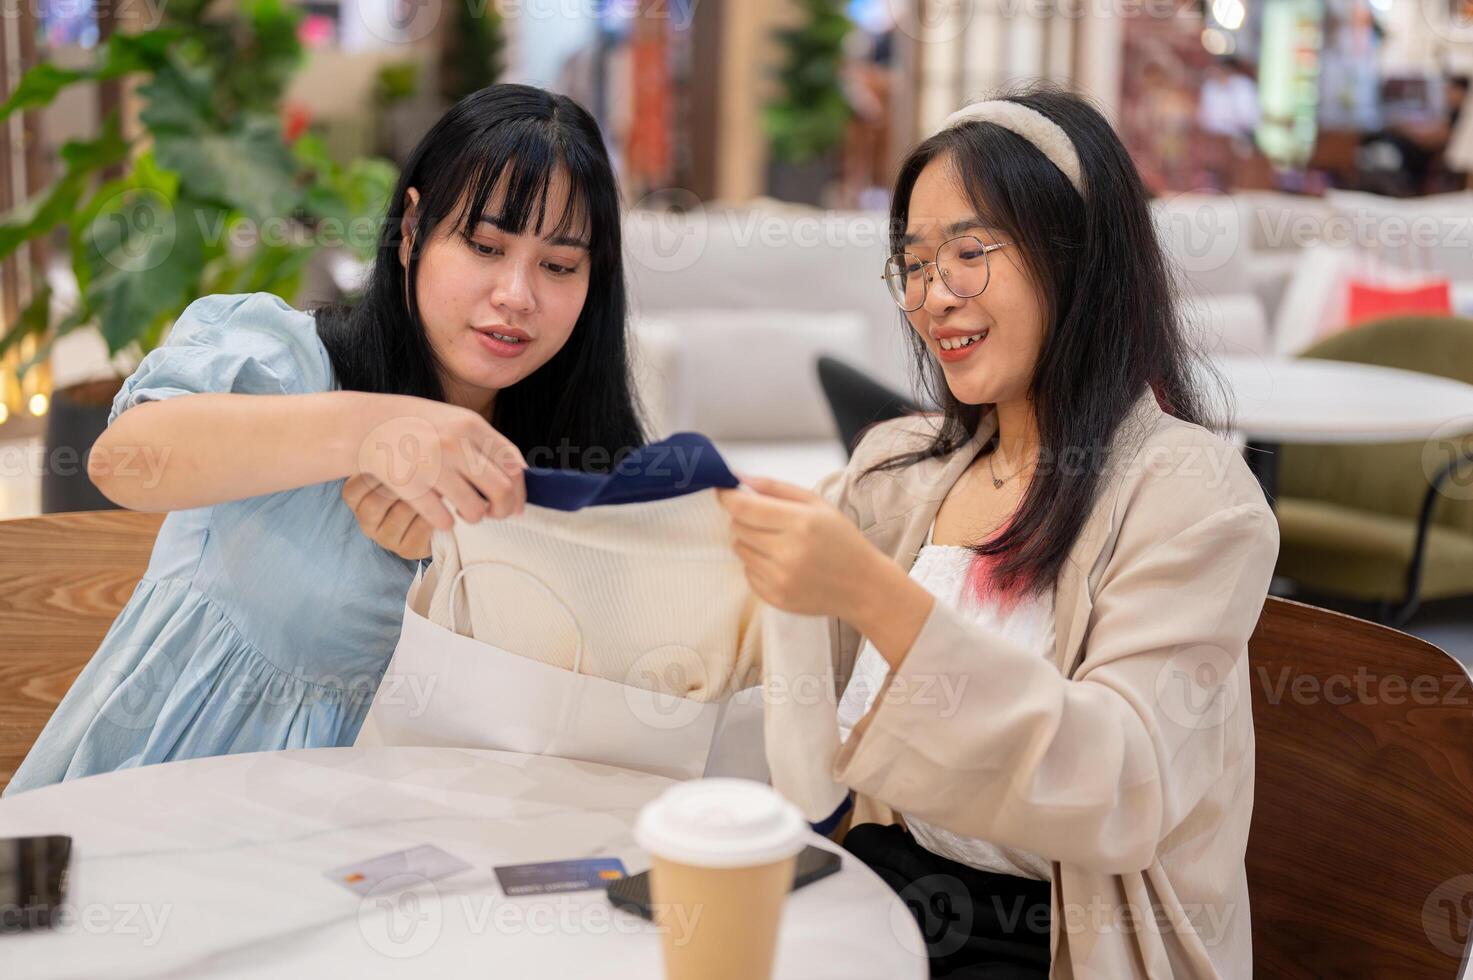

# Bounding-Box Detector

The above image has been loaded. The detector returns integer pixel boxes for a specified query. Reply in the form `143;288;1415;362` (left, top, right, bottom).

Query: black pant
842;822;1051;980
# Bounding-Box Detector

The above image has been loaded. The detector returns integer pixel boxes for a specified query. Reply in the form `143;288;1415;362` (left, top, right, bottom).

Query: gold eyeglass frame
880;235;1013;312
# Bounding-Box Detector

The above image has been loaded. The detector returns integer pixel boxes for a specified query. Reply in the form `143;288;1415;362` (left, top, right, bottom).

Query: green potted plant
373;60;425;163
763;0;852;205
439;0;504;103
0;0;396;512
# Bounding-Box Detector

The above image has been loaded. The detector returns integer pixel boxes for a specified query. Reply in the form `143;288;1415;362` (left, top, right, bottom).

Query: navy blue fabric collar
522;432;739;512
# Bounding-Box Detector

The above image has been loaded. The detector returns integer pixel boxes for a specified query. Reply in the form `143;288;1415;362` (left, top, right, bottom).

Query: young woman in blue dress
6;84;645;793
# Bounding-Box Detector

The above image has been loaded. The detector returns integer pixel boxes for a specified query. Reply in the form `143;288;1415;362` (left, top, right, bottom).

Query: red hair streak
965;379;1169;608
962;548;1028;614
1150;378;1175;416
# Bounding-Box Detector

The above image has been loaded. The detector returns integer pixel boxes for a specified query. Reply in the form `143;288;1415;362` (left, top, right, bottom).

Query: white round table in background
0;747;927;979
1210;356;1473;444
1206;356;1473;502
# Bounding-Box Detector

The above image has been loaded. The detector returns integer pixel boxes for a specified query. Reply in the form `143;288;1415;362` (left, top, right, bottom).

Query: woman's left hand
717;475;888;620
343;473;434;561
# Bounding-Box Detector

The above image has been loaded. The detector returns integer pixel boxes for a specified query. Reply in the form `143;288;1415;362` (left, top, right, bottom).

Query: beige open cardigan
763;388;1279;979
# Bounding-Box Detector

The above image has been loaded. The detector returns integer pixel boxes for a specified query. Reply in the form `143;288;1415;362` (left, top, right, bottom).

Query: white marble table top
1211;356;1473;444
0;747;927;979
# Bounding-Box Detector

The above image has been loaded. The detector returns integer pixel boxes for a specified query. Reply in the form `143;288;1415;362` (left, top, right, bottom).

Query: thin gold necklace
985;440;1027;489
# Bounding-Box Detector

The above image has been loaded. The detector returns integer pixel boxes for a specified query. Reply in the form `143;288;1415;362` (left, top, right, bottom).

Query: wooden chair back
0;510;163;791
1248;596;1473;976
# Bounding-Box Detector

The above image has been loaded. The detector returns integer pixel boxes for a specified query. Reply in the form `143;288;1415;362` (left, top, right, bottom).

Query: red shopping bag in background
1345;278;1452;327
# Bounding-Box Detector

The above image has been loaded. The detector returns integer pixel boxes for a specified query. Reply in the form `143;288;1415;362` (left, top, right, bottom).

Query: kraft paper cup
634;778;809;980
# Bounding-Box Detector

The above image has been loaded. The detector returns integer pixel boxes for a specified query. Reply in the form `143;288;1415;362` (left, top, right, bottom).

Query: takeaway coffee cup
634;778;808;980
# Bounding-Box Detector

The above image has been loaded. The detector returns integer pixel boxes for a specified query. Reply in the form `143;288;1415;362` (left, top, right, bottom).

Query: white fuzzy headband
938;100;1084;197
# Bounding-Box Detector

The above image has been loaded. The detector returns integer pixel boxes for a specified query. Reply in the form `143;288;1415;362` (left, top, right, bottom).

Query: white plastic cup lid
634;778;808;869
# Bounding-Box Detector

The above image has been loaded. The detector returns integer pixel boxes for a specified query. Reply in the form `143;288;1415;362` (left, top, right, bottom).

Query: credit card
494;858;628;896
326;844;472;897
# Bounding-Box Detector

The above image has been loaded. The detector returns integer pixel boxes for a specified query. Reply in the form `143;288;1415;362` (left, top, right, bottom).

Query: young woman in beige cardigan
720;88;1278;979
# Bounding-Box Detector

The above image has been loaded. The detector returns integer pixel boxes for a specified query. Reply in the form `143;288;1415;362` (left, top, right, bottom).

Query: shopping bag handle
446;561;587;677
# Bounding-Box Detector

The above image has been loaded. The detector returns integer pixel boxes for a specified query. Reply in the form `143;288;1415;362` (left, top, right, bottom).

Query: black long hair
314;83;645;469
870;83;1219;600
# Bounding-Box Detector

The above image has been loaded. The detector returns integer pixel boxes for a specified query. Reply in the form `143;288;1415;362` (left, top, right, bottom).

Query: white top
1210;356;1473;444
837;523;1056;881
0;747;928;980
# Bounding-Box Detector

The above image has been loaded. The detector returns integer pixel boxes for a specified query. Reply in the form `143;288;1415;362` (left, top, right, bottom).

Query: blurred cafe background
1;0;1472;659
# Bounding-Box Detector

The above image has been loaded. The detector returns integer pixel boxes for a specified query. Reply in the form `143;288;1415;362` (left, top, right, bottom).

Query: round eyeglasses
881;235;1012;313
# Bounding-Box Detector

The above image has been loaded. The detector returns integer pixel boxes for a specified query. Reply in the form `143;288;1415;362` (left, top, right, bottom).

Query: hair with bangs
313;83;645;470
868;83;1220;604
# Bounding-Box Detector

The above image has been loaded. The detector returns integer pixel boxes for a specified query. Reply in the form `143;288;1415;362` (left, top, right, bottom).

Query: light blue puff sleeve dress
5;293;418;795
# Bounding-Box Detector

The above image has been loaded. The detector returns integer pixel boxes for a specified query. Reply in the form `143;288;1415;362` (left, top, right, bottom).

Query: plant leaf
0;31;179;122
96;30;181;77
15;304;88;379
85;193;211;354
59;113;130;171
299;148;396;259
0;65;85;120
152;109;301;221
0;274;52;360
137;56;217;133
0;116;128;261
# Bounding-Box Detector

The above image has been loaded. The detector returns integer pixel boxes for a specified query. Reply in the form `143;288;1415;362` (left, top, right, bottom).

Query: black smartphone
606;844;842;920
0;835;72;934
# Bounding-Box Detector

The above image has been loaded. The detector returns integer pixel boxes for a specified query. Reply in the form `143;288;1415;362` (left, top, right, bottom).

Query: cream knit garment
425;488;763;702
761;605;849;822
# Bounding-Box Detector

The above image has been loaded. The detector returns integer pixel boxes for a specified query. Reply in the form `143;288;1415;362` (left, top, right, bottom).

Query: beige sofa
623;203;909;487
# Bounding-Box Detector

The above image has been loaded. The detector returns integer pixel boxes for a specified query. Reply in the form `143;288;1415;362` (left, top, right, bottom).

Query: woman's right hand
353;395;527;530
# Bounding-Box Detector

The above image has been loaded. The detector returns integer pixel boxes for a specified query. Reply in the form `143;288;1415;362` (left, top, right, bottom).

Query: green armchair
1274;316;1473;625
